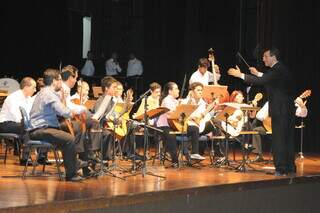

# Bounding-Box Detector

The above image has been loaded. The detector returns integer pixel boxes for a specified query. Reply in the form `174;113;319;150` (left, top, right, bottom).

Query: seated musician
70;80;90;105
214;90;247;159
250;96;308;162
0;77;37;165
156;82;180;167
29;69;86;181
180;82;207;160
61;65;95;176
134;82;161;125
123;82;162;159
91;76;118;162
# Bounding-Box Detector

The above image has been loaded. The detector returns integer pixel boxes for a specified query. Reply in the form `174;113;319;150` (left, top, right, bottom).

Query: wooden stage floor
0;146;320;213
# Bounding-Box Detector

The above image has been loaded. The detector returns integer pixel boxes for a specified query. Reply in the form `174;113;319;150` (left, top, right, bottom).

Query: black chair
19;107;63;180
0;133;21;164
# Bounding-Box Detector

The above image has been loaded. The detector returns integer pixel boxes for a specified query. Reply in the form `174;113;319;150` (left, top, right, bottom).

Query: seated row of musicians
246;95;308;162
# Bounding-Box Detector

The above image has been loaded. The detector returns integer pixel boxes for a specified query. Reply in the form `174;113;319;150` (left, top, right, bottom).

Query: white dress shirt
105;58;122;76
180;96;207;126
256;101;308;122
0;90;34;123
189;70;220;86
127;58;143;77
81;60;95;77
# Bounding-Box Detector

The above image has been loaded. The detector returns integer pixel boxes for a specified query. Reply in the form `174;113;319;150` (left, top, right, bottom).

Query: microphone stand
123;90;165;179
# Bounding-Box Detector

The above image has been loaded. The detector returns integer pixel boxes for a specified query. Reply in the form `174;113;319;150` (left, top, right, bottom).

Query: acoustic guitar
263;89;311;132
106;89;133;140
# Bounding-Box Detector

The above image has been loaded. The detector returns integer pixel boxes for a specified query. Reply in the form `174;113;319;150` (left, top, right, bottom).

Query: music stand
133;107;170;121
92;95;126;180
167;104;197;167
203;85;229;103
213;105;237;168
123;90;165;179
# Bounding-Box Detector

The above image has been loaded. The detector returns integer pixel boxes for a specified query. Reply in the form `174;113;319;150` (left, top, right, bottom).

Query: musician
134;82;161;124
105;52;122;76
70;80;90;104
180;82;206;160
156;82;179;167
91;76;118;161
81;50;95;77
228;47;296;176
29;69;84;181
0;77;37;165
189;58;220;86
61;65;96;177
251;97;308;162
113;81;125;103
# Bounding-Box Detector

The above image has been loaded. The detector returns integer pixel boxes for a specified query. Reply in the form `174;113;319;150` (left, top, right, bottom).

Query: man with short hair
189;58;221;86
0;77;37;164
29;68;84;181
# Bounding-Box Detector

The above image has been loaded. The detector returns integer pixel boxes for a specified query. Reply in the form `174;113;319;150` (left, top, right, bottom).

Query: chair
92;86;103;98
0;132;21;163
19;107;63;180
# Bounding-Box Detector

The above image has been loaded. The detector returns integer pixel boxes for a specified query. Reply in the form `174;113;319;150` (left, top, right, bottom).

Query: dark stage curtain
257;0;320;152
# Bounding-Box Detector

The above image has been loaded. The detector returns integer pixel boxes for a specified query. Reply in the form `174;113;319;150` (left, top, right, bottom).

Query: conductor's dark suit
244;62;295;174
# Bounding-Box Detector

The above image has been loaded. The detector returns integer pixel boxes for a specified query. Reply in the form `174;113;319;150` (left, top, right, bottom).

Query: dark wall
1;1;67;79
257;0;320;153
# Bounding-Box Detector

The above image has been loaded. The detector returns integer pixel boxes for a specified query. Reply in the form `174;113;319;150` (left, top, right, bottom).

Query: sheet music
92;95;113;121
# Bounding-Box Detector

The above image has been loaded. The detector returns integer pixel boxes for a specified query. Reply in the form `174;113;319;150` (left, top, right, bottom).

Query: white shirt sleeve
295;103;308;118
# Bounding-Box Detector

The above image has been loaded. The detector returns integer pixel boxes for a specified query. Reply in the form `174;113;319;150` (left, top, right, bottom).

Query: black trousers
271;112;296;173
30;128;77;179
0;121;24;135
158;126;178;164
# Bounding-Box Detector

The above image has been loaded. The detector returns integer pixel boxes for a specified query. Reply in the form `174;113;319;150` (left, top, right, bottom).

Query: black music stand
123;90;165;179
212;105;238;169
93;96;126;180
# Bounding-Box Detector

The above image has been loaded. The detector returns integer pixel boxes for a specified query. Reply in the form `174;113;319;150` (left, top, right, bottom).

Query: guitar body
199;114;212;133
106;112;129;140
167;119;188;132
263;116;272;132
220;120;243;137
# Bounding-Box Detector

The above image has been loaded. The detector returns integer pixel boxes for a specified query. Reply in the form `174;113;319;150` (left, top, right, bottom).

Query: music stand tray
203;85;229;102
167;104;198;132
133;107;170;120
167;104;197;120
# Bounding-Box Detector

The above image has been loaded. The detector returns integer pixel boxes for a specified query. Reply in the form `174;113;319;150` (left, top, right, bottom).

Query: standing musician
189;58;220;86
156;82;180;168
29;69;85;181
228;47;296;176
